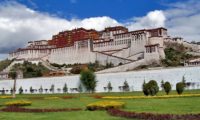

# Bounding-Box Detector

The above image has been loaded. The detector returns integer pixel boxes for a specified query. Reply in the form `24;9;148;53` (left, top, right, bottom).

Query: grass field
0;90;200;120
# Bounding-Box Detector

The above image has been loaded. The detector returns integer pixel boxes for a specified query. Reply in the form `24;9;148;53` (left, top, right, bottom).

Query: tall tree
107;81;112;92
80;69;97;93
63;83;68;93
8;71;17;98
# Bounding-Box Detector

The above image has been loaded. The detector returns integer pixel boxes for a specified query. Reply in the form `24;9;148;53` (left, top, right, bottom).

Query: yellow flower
0;96;12;99
86;101;125;110
5;100;32;106
44;96;60;100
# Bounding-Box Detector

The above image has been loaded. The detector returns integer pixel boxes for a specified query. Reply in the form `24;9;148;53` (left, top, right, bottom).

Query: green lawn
0;90;200;120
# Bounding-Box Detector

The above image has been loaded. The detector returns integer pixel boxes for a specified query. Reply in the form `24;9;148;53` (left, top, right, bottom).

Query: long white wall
0;66;200;94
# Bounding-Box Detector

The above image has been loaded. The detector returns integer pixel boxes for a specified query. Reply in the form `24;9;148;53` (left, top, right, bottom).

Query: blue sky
11;0;177;20
0;0;200;60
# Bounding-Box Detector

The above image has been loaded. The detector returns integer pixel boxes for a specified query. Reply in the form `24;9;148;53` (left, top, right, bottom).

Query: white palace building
8;26;169;71
8;26;200;73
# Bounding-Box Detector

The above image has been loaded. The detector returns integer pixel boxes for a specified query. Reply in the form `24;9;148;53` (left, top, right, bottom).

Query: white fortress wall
112;47;131;59
144;48;160;64
1;66;200;94
97;59;146;73
130;33;147;56
94;52;131;66
49;40;96;64
9;49;51;61
93;40;129;52
126;52;144;61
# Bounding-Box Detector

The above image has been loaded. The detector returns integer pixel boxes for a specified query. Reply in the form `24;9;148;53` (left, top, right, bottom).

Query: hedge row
1;106;82;113
107;109;200;120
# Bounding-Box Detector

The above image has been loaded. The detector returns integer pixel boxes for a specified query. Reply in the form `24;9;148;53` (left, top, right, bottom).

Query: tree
30;86;34;94
80;69;97;93
142;80;159;96
161;80;164;90
78;84;83;93
39;86;43;94
123;80;130;92
19;86;23;94
182;76;186;87
176;82;185;95
8;71;17;98
163;82;171;95
63;83;68;93
142;81;149;96
50;84;55;93
107;81;112;92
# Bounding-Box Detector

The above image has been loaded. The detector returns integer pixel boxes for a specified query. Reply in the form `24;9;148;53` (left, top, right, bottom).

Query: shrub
163;82;171;95
5;100;32;106
30;86;34;94
39;86;43;94
63;83;68;93
50;84;55;93
80;69;97;93
142;80;159;96
86;101;125;111
123;80;130;92
107;81;112;92
176;82;185;95
19;86;23;94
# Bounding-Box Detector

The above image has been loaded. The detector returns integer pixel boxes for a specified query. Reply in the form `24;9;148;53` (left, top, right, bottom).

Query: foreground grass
0;90;200;120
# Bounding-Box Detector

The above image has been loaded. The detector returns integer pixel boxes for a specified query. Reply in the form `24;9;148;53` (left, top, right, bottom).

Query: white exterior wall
49;41;96;64
97;59;146;73
93;41;129;52
94;52;131;66
1;66;200;93
112;48;131;59
144;46;160;64
9;49;51;60
130;33;147;56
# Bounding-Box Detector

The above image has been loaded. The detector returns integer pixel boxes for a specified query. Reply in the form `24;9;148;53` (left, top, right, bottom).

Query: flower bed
61;96;75;99
86;101;125;111
44;97;60;100
27;97;44;100
1;106;82;113
102;94;200;99
107;109;200;120
5;100;32;106
27;96;75;100
0;96;13;99
89;94;104;99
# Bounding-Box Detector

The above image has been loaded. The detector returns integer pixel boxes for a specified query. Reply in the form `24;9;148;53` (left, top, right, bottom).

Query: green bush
176;82;185;95
163;82;171;95
142;80;159;96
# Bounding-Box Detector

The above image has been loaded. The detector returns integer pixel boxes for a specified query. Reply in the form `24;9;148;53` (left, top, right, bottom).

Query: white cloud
126;10;166;30
164;0;200;42
0;2;120;54
126;0;200;42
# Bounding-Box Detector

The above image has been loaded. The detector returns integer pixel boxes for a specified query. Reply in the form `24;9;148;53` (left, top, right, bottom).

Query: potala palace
8;26;200;72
